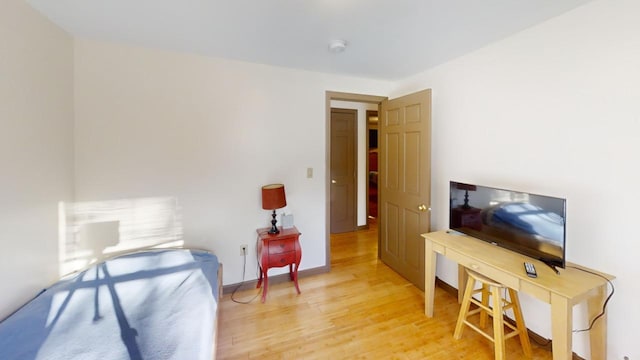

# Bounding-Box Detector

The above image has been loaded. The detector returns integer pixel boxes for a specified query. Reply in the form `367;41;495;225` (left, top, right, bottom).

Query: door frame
325;91;387;270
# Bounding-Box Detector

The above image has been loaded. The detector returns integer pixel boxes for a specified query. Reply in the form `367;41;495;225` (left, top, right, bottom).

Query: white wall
330;100;379;227
73;39;393;285
393;0;639;358
0;0;74;319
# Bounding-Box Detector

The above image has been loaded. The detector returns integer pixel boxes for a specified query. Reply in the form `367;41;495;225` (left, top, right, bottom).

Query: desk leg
550;293;572;360
457;264;468;304
588;284;608;359
424;239;436;317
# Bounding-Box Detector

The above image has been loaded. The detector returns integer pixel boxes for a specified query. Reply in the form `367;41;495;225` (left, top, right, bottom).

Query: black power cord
230;249;261;304
515;265;613;347
567;265;615;333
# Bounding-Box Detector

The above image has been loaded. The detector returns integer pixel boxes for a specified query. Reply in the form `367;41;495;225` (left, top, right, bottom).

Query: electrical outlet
240;244;248;256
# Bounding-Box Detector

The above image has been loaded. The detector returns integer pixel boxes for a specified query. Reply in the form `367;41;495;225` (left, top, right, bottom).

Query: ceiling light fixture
328;39;347;53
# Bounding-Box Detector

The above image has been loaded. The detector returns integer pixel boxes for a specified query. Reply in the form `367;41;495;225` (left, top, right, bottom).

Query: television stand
423;230;614;360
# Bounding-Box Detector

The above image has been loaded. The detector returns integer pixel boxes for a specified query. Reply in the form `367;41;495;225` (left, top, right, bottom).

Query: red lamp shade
262;184;287;234
262;184;287;210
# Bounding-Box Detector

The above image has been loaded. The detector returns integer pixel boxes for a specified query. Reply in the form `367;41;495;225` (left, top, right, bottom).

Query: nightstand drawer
269;252;296;266
268;239;295;254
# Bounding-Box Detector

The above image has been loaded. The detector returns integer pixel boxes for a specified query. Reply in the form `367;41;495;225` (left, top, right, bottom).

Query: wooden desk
422;230;614;360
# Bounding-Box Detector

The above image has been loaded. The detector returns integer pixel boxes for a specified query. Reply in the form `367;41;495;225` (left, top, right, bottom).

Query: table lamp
262;184;287;234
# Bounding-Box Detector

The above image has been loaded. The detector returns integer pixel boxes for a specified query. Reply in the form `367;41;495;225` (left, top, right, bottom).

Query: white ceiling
27;0;593;80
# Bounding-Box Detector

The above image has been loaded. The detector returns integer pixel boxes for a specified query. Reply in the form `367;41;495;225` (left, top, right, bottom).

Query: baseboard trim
434;277;584;360
222;265;330;294
435;277;458;297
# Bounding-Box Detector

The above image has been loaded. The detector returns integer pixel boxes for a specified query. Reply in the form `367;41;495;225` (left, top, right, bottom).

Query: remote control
524;262;537;278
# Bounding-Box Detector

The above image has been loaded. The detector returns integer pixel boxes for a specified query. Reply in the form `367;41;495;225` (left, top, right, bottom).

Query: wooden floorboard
217;221;553;359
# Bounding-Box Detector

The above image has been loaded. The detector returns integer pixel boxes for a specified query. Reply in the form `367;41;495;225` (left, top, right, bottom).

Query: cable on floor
230;250;261;304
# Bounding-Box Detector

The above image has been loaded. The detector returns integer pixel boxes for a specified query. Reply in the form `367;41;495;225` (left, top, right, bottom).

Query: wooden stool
453;269;532;359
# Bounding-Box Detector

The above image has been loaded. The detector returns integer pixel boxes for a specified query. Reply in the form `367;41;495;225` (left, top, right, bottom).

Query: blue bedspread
0;249;219;360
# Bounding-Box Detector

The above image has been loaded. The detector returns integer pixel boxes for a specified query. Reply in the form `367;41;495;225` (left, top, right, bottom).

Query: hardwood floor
217;222;553;359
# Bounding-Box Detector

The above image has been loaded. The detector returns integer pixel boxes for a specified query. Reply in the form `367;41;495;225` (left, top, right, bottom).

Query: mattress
0;249;220;360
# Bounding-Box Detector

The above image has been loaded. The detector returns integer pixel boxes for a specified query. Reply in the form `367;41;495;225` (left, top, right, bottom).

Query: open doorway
325;91;386;270
325;90;432;291
329;100;380;231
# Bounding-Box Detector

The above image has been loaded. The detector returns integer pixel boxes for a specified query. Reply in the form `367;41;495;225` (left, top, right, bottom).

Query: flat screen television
449;181;566;269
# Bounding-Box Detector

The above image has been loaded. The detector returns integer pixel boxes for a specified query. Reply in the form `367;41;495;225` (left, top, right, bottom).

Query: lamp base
461;190;471;209
268;210;280;234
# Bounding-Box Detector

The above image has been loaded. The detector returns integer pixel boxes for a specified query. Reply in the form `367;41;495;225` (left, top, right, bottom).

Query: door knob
331;179;337;184
418;204;428;212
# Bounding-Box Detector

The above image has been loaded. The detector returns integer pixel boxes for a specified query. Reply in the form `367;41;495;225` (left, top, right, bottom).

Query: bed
0;248;222;360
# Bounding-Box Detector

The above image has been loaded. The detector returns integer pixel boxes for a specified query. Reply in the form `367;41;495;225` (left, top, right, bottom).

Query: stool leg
508;288;532;357
453;276;476;340
491;286;506;360
480;283;490;328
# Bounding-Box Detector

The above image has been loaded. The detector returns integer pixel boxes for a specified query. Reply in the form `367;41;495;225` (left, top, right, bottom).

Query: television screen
449;181;566;269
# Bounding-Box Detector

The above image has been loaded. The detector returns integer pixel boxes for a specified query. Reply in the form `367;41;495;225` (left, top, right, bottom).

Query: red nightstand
256;226;302;303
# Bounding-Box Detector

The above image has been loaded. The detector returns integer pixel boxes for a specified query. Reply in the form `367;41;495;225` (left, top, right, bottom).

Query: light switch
306;167;313;178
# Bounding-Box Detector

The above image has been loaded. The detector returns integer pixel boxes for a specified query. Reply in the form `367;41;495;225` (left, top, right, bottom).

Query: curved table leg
292;262;301;294
260;268;269;303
